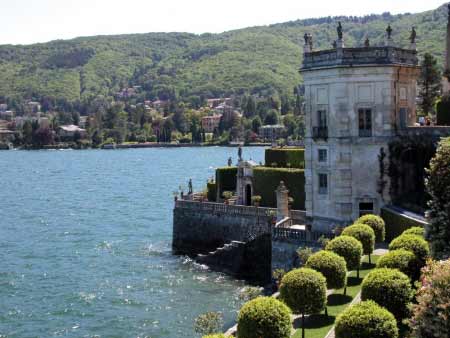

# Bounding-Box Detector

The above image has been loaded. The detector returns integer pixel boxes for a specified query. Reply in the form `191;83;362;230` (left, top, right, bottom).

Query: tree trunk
302;313;305;338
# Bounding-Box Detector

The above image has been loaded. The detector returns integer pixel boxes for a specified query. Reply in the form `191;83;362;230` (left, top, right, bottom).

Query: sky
0;0;447;45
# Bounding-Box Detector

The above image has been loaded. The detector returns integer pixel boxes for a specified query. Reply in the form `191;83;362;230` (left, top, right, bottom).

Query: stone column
276;181;289;221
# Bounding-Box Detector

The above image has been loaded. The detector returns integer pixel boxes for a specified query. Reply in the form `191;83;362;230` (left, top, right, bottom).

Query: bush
341;224;375;257
409;259;450;338
203;335;225;338
194;312;224;336
388;234;430;265
376;249;421;281
265;148;305;168
381;207;428;242
305;250;347;290
325;236;363;271
215;167;237;198
402;226;424;237
279;268;327;315
207;181;217;202
253;167;305;209
436;94;450;126
361;268;413;320
426;137;450;259
335;300;398;338
237;297;291;338
355;214;385;242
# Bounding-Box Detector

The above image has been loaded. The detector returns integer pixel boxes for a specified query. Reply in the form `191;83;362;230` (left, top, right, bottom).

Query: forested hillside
0;3;448;107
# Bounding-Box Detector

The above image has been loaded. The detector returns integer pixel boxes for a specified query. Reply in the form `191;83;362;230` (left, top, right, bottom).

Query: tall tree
419;53;441;115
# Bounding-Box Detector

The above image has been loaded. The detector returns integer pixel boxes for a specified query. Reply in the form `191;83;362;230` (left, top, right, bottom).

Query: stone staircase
196;240;246;272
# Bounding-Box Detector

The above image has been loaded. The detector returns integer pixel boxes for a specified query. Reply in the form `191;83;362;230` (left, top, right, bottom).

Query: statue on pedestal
410;27;417;44
337;22;343;40
188;179;193;195
386;25;393;40
364;37;370;47
238;145;243;162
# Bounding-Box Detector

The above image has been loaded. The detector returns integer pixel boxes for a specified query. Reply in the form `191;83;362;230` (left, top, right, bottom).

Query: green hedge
436;95;450;126
216;167;237;198
265;148;305;168
381;207;427;242
207;182;217;202
253;167;305;210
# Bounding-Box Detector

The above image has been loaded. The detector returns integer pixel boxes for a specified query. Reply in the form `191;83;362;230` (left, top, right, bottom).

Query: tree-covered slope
0;4;448;104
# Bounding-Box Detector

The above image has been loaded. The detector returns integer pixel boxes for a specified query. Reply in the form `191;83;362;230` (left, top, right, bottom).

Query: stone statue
227;157;232;167
364;37;370;47
332;40;337;48
386;25;393;39
188;178;193;195
308;34;313;50
337;22;343;40
238;145;243;161
304;33;309;45
410;27;417;44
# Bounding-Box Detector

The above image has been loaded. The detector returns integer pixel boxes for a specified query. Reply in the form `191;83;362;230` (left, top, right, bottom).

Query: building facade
301;27;420;231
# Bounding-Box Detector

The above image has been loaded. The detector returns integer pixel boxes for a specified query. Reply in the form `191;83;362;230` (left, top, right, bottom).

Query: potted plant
222;191;233;204
251;195;262;207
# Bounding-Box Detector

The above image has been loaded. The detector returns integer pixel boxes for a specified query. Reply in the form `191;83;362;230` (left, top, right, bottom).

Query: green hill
0;4;448;106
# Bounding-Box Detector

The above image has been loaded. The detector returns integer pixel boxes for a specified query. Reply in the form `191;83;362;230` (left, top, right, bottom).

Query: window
358;108;372;137
318;149;327;163
318;110;327;127
318;173;328;195
359;202;374;216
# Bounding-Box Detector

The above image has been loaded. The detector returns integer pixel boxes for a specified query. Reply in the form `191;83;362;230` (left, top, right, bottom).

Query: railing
313;127;328;140
275;217;292;228
272;227;335;244
175;200;276;217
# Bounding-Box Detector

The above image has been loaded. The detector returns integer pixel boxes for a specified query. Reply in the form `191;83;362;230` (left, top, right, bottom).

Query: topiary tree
361;268;413;320
402;226;425;237
194;312;224;336
341;224;375;263
325;235;363;278
409;258;450;338
376;249;421;281
237;297;291;338
389;234;430;266
305;250;347;296
355;214;386;243
426;137;450;259
279;268;327;338
335;300;398;338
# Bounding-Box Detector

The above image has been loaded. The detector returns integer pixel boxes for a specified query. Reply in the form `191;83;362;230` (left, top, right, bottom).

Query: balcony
313;127;328;140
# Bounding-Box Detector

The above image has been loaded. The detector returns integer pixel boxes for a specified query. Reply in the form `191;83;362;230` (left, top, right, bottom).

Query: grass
292;255;380;338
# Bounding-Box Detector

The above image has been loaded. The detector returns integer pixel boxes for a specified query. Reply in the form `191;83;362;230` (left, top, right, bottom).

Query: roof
59;125;86;132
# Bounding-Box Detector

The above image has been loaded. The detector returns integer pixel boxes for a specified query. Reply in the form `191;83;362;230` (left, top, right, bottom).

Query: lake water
0;147;266;338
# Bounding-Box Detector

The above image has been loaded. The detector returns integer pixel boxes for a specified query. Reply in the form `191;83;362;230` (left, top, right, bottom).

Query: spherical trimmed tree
361;268;413;320
305;250;347;295
341;224;375;263
389;234;430;265
376;249;420;281
335;300;398;338
325;235;363;278
237;297;291;338
355;214;386;243
402;226;425;237
279;268;327;338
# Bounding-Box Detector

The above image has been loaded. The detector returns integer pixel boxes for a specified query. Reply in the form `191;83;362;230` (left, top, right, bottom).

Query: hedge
388;234;430;265
436;95;450;126
341;224;375;256
381;207;428;242
207;182;217;202
237;297;291;338
325;236;363;271
355;214;385;242
376;249;421;281
216;167;237;198
402;226;425;237
361;268;413;320
335;300;398;338
265;148;305;168
279;268;327;315
305;250;347;290
253;167;305;210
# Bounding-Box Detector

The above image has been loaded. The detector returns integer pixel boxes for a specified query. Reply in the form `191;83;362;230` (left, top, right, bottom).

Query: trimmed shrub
279;268;327;315
402;226;424;237
253;167;305;210
237;297;291;338
207;181;217;202
215;167;237;197
325;236;363;271
341;224;375;257
436;94;450;126
409;259;450;338
305;250;347;290
265;148;305;168
194;312;224;336
355;214;385;242
381;207;427;242
335;300;398;338
376;249;421;281
361;268;413;320
388;234;430;265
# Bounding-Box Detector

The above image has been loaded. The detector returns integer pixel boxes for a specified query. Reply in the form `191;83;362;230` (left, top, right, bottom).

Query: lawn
292;255;380;338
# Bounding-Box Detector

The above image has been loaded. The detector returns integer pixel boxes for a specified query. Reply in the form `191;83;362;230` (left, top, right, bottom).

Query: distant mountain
0;4;448;105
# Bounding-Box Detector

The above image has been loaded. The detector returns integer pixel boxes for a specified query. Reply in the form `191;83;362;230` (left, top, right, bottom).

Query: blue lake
0;147;266;338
